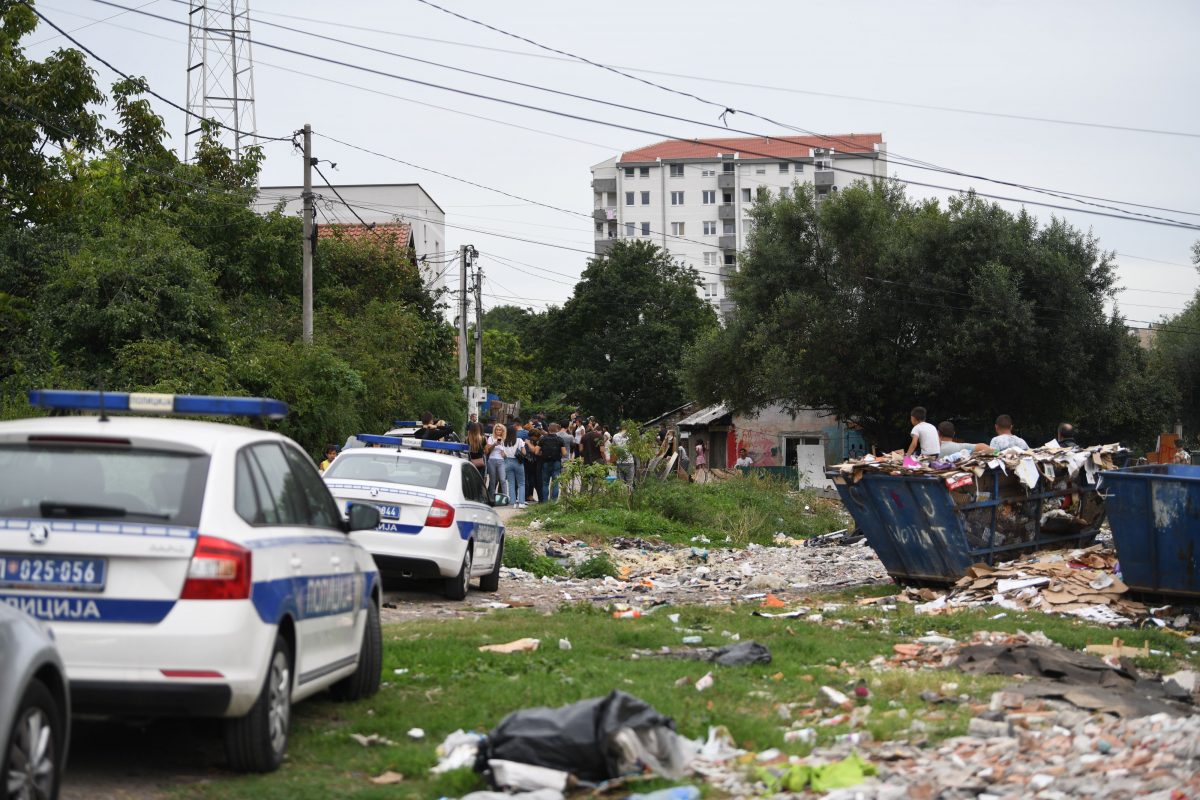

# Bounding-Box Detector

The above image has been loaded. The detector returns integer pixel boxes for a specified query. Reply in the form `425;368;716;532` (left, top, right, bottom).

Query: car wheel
478;537;503;593
225;635;291;773
444;546;472;600
330;600;382;702
3;680;62;800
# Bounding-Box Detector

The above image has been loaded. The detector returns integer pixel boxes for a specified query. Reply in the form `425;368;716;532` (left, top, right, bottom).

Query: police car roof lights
356;433;469;453
29;390;289;419
392;420;420;428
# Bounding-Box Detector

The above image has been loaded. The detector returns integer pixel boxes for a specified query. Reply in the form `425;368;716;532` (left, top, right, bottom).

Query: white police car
322;434;506;600
0;390;385;773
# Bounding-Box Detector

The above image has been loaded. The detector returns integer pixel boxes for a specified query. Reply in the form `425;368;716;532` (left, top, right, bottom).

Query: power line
23;3;291;143
88;0;1200;230
28;0;162;48
411;0;1200;225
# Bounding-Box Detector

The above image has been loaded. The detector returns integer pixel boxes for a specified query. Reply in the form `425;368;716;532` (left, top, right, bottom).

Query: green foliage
684;180;1136;448
0;27;461;445
469;328;539;406
532;240;717;422
1146;245;1200;446
559;460;624;510
501;536;565;577
570;552;618;579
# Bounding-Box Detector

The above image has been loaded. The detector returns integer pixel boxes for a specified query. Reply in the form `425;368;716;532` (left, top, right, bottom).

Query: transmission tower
185;0;257;161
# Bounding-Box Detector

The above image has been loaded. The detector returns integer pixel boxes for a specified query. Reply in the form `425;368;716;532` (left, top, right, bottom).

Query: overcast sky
25;0;1200;324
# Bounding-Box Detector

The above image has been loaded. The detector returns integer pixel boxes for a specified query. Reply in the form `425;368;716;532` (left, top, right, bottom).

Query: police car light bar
29;390;289;419
392;420;420;428
356;433;469;453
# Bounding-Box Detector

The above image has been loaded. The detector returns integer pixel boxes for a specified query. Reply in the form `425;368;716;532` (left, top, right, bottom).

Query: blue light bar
357;433;469;453
29;390;289;419
392;420;420;428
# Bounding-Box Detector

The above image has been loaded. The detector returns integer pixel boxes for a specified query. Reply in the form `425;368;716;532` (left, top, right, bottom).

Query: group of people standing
463;414;634;506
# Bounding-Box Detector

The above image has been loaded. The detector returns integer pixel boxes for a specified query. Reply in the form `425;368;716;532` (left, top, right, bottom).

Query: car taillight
180;535;252;600
424;498;455;528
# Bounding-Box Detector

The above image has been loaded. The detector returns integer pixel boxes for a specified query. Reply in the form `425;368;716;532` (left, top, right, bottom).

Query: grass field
515;473;847;549
169;588;1199;799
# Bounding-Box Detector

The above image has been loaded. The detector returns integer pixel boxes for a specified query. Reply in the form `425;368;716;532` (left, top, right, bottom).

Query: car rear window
0;445;210;527
323;453;451;490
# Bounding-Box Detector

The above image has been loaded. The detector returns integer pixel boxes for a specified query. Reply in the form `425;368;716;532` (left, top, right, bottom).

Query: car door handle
290;557;303;570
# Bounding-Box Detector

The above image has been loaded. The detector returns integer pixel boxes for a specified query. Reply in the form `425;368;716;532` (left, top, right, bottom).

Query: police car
322;434;506;600
0;390;385;773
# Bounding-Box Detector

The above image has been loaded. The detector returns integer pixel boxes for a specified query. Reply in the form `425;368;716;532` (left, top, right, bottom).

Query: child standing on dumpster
905;406;940;458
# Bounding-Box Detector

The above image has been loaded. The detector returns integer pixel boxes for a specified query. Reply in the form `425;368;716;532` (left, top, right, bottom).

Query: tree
1146;241;1200;443
685;180;1132;448
544;240;716;422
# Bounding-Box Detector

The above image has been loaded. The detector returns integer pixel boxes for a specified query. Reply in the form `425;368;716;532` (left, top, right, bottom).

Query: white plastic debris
695;672;714;692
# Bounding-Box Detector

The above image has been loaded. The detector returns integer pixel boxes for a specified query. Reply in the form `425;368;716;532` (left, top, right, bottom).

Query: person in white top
485;423;508;496
497;426;528;508
989;414;1030;451
734;448;754;468
905;406;940;457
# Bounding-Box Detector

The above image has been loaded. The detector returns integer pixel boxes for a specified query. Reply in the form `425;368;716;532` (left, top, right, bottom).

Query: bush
502;536;564;577
571;553;618;579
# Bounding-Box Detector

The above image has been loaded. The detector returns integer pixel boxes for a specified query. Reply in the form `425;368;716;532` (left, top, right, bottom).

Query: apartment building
590;134;887;317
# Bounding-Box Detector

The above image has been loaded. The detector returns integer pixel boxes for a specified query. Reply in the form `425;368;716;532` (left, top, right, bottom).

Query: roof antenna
97;380;109;423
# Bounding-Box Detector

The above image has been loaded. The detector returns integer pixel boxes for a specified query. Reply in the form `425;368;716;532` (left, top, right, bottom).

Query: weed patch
502;536;564;577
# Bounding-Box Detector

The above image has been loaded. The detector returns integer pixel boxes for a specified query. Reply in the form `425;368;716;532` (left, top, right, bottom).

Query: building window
793;163;803;173
701;168;715;177
723;220;735;234
624;167;634;178
722;161;735;173
625;191;635;206
743;219;754;234
641;191;650;205
703;252;716;266
670;191;684;205
641;222;650;236
703;221;717;235
640;166;650;178
671;222;685;235
724;253;736;266
779;163;789;173
755;166;766;175
741;188;752;203
625;222;636;237
815;156;832;171
669;164;684;178
722;191;733;204
702;190;716;205
702;282;717;299
596;222;603;234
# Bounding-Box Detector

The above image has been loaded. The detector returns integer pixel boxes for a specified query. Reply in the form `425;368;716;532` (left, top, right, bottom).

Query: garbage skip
1099;464;1200;597
829;467;1106;585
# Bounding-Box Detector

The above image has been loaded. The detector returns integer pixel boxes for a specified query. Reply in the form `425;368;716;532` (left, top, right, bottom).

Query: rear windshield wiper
39;501;170;520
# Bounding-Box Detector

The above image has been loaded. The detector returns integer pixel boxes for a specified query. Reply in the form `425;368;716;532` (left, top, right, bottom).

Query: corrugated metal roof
677;403;730;427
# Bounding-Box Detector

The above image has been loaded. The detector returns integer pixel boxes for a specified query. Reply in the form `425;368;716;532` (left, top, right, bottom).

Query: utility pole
473;250;483;389
301;123;314;344
457;245;470;384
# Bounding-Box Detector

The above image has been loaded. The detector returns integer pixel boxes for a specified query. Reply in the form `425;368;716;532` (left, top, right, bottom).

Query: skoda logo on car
29;524;49;545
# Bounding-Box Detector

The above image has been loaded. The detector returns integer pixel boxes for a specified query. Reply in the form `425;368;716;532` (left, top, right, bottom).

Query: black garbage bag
477;690;682;783
711;641;772;667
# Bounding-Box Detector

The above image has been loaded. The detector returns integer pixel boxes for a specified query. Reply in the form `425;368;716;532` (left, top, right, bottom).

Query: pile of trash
903;546;1150;626
830;442;1123;485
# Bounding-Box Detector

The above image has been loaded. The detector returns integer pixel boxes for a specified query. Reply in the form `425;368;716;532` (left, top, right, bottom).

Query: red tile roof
317;221;413;247
619;134;883;163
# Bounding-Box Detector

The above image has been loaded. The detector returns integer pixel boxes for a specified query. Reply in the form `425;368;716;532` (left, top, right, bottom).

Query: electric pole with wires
301;123;314;344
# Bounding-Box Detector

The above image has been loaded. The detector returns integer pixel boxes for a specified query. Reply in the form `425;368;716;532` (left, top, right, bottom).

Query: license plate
346;501;402;520
0;555;107;592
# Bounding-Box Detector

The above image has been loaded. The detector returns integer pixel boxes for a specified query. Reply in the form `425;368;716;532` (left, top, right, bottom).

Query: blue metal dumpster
1099;464;1200;597
829;468;1105;585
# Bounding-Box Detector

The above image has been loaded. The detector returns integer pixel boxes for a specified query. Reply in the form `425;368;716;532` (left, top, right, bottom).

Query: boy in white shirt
905;406;940;457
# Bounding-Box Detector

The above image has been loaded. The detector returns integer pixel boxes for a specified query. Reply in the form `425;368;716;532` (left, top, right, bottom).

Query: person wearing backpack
539;422;566;502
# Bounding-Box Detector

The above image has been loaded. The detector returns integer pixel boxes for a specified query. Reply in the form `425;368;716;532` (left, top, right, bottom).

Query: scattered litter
349;733;394;747
756;752;878;794
783;728;816;745
819;686;851;709
695;672;714;692
368;770;404;785
479;637;541;654
392;668;409;675
682;636;702;645
558;638;572;651
431;729;484;774
406;727;425;740
627;787;700;800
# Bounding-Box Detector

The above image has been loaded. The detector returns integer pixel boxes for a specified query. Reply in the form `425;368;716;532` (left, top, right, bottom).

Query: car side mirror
492;493;511;507
345;503;381;532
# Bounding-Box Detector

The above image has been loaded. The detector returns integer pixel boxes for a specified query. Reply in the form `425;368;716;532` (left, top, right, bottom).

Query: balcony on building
719;298;737;319
718;234;737;250
719;264;736;280
593;207;616;222
594;237;616;255
592;177;617;193
814;169;835;188
717;203;736;220
717;173;736;190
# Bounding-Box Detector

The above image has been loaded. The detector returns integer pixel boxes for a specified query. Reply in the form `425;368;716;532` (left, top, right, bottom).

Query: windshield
324;453;451;490
0;445;210;527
